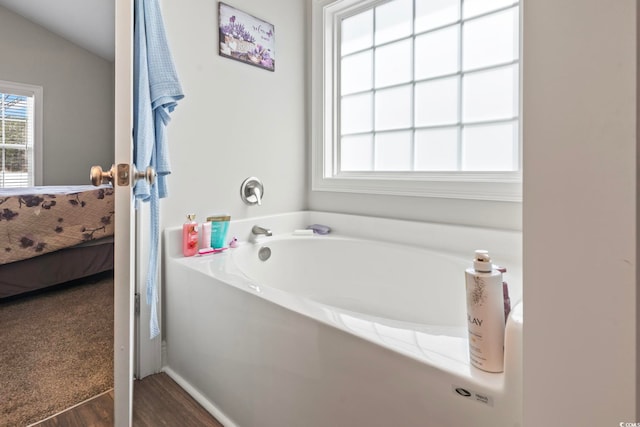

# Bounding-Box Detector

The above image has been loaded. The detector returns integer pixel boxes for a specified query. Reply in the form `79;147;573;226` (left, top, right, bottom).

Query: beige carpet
0;273;114;427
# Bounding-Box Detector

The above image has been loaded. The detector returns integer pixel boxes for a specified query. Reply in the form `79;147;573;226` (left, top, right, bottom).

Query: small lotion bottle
207;214;230;249
182;214;199;257
200;222;212;250
465;250;505;373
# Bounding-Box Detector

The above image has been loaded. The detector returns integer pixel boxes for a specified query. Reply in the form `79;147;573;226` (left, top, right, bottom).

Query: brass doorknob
90;164;156;187
133;165;156;186
90;164;115;186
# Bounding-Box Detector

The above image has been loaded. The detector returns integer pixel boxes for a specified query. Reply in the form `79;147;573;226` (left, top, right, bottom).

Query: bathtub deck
31;373;223;427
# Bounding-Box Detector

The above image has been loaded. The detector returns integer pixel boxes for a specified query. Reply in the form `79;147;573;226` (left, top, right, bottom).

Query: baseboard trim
162;367;238;427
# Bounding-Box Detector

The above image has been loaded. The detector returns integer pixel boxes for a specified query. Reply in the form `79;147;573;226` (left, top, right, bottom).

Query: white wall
160;0;306;231
310;191;522;230
523;0;638;425
0;6;114;185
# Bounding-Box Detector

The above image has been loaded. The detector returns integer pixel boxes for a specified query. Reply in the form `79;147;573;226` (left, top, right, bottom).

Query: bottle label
468;316;483;326
468;275;488;308
465;270;505;372
183;223;200;256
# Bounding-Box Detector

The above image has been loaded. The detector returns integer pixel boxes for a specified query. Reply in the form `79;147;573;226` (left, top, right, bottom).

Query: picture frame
218;2;275;72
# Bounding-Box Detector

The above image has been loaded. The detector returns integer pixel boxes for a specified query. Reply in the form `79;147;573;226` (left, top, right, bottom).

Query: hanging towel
134;0;184;339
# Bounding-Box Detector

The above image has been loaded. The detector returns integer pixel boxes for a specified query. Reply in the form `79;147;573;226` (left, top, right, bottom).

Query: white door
113;0;134;425
91;1;136;424
109;1;168;423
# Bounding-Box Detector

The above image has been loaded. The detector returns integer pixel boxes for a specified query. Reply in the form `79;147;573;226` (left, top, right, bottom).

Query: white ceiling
0;0;115;62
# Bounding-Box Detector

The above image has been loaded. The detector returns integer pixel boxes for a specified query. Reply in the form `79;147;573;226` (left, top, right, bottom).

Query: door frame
135;202;163;378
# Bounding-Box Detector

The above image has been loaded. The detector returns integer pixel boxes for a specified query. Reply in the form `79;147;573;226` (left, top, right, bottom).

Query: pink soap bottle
182;214;199;257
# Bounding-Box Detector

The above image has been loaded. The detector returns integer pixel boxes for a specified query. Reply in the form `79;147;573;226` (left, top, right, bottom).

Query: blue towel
134;0;184;339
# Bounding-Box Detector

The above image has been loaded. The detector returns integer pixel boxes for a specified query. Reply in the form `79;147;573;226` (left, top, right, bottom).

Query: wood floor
32;373;224;427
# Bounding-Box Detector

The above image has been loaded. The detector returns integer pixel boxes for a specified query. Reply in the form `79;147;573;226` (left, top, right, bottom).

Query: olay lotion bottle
465;250;505;372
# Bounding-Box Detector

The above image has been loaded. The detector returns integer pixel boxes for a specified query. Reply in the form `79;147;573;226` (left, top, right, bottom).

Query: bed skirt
0;237;113;299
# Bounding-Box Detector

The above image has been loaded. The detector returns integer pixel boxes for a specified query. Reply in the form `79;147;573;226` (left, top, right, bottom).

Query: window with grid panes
311;0;521;201
0;81;41;188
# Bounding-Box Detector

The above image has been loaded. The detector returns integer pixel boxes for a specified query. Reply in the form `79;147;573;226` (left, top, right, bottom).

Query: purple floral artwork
219;2;275;71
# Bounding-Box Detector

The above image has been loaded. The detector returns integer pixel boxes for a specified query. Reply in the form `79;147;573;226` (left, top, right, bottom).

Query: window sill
311;172;522;202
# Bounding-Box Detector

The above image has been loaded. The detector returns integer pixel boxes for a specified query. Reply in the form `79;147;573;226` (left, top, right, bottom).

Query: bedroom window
311;0;522;201
0;81;42;188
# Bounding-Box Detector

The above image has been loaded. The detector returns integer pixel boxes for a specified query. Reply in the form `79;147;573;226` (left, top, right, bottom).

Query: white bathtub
163;211;523;427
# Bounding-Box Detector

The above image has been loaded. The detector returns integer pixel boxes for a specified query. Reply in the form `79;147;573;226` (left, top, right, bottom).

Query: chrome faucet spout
251;225;272;237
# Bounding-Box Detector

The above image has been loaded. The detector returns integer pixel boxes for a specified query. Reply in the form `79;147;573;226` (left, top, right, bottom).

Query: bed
0;185;115;299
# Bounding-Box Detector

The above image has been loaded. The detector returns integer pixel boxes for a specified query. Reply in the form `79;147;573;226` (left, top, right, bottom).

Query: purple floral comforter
0;185;115;265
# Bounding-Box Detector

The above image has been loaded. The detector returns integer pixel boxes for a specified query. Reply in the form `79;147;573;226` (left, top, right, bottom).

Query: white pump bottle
464;250;505;373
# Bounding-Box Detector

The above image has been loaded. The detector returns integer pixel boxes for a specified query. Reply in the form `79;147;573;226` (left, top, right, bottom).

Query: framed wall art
218;2;275;71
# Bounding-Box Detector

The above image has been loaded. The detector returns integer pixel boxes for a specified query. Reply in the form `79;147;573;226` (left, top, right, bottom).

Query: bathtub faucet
251;225;272;237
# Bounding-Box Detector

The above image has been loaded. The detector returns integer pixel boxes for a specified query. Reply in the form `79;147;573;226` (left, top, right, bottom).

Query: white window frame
0;80;43;187
310;0;522;202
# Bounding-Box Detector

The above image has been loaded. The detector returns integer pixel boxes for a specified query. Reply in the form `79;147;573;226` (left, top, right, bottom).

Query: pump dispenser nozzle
473;249;492;272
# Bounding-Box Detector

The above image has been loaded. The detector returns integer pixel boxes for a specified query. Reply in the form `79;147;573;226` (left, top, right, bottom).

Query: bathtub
163;211;522;427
